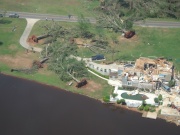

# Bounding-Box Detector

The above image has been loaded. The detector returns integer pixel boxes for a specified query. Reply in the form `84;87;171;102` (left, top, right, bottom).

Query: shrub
169;80;175;87
120;99;126;105
117;100;121;104
158;94;162;101
117;99;126;105
112;93;118;98
138;105;144;111
149;106;156;112
154;98;159;103
149;108;156;112
103;95;110;102
144;105;149;111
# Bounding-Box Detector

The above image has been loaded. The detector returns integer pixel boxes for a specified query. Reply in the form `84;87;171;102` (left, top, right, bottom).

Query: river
0;74;179;135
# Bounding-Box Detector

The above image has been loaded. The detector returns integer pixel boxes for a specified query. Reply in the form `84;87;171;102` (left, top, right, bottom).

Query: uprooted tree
41;41;89;82
97;0;180;34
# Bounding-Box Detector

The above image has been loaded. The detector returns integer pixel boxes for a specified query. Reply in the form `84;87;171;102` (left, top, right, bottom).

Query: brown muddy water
0;74;180;135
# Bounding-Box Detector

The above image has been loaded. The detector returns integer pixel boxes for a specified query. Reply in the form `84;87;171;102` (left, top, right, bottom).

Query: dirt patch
79;80;102;92
0;53;34;68
118;35;139;43
27;36;45;46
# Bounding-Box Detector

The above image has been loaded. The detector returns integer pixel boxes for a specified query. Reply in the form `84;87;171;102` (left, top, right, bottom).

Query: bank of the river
1;72;179;127
0;73;180;135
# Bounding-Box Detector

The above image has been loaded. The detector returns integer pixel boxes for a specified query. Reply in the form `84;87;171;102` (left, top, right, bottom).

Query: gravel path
19;18;42;52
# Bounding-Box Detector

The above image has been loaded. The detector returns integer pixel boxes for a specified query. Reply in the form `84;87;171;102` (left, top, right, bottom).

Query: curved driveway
19;18;42;52
18;11;180;52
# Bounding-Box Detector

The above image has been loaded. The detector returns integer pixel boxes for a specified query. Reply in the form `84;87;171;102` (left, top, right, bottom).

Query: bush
144;105;149;111
117;100;121;104
154;98;159;103
169;80;175;87
112;93;118;98
149;106;156;112
149;108;156;112
103;95;110;102
158;94;162;101
117;99;126;105
138;105;144;111
120;99;126;105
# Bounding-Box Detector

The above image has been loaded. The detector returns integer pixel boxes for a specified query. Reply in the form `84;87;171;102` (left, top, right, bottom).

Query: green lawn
119;27;180;71
0;17;112;100
0;0;99;17
0;18;26;56
30;19;180;72
0;63;112;100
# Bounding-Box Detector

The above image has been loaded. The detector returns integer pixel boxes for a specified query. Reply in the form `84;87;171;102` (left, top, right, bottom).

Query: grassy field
0;18;26;56
114;27;180;71
0;18;112;100
0;0;99;17
0;62;113;100
29;19;180;71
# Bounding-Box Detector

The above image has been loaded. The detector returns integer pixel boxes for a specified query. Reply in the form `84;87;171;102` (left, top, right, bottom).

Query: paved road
5;11;96;23
134;21;180;28
5;11;180;28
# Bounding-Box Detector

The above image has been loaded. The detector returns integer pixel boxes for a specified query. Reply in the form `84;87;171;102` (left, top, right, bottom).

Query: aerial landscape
0;0;180;135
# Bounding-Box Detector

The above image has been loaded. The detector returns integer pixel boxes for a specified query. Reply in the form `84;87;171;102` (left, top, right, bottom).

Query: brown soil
0;52;36;68
77;80;102;92
27;36;45;46
118;35;139;43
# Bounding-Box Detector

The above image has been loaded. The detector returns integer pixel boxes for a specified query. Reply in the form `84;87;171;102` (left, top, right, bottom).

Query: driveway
19;18;42;52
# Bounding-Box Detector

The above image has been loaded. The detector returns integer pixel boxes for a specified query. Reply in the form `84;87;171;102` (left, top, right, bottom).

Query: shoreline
0;72;179;126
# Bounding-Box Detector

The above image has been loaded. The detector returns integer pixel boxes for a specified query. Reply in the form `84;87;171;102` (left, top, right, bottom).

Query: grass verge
0;0;99;17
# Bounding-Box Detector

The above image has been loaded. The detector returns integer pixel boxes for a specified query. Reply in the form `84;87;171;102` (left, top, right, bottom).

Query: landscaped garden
121;92;149;101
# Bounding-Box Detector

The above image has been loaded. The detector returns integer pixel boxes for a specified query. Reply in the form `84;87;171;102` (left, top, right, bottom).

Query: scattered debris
124;31;135;39
11;58;49;74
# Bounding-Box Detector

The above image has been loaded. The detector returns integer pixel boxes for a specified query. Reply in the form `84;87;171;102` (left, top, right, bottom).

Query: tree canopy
97;0;180;32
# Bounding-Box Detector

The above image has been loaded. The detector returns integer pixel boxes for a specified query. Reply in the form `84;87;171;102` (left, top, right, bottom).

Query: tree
42;41;88;82
154;98;159;104
77;14;94;38
100;0;180;19
97;9;131;33
97;0;180;34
